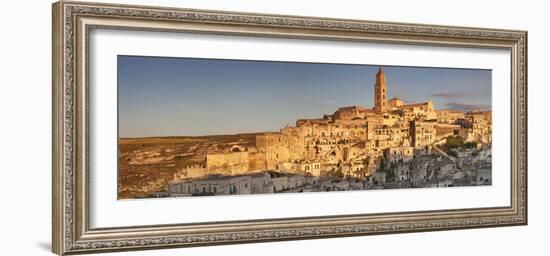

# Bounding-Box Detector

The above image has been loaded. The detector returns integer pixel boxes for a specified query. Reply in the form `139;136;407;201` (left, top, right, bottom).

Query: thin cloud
431;92;474;99
431;91;491;99
445;102;491;111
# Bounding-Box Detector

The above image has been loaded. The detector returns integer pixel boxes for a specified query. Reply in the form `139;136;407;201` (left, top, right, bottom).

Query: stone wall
206;151;249;176
173;165;206;180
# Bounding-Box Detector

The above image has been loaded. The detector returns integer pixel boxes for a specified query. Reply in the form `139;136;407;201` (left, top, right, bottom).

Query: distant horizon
118;108;491;139
118;131;266;139
118;55;491;138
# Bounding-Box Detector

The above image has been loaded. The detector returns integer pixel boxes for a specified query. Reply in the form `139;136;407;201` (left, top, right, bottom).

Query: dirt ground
118;133;258;199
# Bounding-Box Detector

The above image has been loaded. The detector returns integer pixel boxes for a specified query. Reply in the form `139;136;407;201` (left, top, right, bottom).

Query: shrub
334;169;345;179
464;141;477;149
445;135;464;149
447;150;458;157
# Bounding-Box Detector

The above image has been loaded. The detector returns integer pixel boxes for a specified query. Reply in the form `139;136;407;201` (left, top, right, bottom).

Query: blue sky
118;55;491;138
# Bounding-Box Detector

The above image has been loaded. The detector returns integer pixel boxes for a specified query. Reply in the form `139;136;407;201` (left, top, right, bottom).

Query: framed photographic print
52;1;527;255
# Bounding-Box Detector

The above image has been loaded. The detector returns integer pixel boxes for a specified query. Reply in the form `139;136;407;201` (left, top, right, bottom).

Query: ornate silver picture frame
52;1;527;255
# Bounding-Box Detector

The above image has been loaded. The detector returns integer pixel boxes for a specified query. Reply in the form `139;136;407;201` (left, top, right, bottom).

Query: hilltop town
118;68;492;198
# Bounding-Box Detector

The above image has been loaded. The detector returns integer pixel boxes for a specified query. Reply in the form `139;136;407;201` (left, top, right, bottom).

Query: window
245;183;248;188
213;187;217;193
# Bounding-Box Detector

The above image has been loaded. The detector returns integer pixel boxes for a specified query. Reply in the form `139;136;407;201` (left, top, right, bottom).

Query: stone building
168;174;255;196
384;146;414;163
398;100;436;120
168;67;491;187
374;67;388;113
388;97;405;110
410;120;437;147
437;110;465;124
276;160;322;176
466;110;492;143
333;106;374;120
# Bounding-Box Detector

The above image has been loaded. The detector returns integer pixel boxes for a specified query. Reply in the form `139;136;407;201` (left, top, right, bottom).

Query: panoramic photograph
117;56;492;199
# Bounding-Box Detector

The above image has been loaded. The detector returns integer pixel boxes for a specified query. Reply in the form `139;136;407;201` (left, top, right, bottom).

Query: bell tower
374;67;388;113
